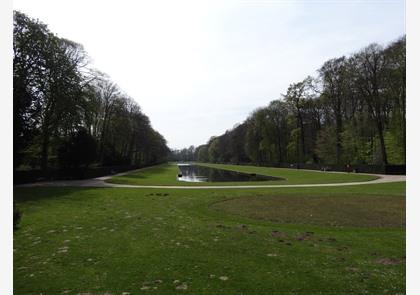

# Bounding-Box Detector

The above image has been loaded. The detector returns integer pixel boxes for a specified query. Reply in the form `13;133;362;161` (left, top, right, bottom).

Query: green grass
212;194;405;228
107;162;378;186
14;180;405;294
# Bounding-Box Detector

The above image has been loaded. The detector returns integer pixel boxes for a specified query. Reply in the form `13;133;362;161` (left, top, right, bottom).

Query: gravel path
16;169;405;189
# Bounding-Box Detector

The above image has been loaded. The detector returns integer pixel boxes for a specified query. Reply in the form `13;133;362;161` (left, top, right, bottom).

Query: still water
177;164;282;182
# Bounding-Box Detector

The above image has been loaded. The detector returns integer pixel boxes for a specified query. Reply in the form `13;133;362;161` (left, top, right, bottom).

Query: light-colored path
16;168;405;189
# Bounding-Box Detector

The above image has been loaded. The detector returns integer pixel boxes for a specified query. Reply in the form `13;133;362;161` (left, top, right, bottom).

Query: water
177;164;282;182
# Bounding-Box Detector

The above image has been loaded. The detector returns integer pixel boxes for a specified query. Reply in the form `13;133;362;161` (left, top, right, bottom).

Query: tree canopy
172;36;405;166
14;11;169;171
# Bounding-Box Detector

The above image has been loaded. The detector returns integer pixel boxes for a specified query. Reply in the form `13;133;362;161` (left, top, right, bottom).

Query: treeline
172;37;405;166
14;11;169;172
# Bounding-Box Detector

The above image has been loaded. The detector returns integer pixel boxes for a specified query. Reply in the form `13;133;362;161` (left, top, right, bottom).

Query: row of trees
173;36;405;166
14;11;169;172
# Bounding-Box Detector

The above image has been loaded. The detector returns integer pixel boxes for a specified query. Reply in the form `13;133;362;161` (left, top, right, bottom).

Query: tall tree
318;56;350;164
354;44;389;164
14;11;169;173
14;12;89;171
283;76;313;162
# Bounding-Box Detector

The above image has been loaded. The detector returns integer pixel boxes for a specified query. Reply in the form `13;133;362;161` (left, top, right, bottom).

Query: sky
13;0;405;149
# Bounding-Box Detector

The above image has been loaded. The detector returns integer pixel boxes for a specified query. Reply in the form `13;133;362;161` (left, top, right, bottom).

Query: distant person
345;164;351;173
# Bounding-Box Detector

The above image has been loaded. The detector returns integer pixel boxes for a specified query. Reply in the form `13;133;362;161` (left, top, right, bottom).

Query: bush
57;128;97;169
14;201;22;230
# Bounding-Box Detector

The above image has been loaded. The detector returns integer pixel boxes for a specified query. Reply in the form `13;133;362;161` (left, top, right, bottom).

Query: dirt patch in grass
211;194;405;228
375;257;405;265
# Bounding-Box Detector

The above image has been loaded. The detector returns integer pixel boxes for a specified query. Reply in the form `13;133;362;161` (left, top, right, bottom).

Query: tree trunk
41;126;50;173
335;114;342;164
297;113;305;162
99;109;110;164
376;119;388;165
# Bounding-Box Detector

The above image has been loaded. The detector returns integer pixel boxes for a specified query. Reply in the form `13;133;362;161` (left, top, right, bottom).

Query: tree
354;44;389;164
208;138;221;163
283;76;314;162
13;11;48;168
318;56;349;164
14;11;90;172
57;128;97;169
315;126;337;164
197;145;209;162
14;11;170;174
383;36;406;162
193;37;405;168
93;77;120;163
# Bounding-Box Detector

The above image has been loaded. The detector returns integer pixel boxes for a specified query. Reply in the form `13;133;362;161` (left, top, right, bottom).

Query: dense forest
14;11;169;173
172;37;405;167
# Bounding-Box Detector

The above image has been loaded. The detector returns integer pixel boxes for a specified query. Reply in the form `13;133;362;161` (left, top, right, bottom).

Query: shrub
57;128;97;169
13;201;22;230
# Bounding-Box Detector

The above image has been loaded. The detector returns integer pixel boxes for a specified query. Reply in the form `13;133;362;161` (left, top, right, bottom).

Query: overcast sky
13;0;405;149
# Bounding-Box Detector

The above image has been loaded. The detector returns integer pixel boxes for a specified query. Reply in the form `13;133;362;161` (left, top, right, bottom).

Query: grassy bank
106;162;378;186
14;181;405;294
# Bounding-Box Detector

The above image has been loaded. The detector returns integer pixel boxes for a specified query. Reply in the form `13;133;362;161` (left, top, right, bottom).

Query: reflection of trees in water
178;165;280;182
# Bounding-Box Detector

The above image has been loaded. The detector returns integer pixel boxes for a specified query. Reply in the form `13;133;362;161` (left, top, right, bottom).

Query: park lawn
106;162;378;186
14;182;405;294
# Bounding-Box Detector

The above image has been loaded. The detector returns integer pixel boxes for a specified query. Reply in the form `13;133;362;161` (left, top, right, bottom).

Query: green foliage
13;11;169;172
315;127;336;164
384;131;405;164
286;128;300;163
197;145;209;162
208;138;222;163
57;129;97;169
191;36;405;167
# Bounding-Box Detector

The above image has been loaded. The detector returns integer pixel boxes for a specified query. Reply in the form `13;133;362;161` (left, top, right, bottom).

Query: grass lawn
14;178;405;294
106;162;378;186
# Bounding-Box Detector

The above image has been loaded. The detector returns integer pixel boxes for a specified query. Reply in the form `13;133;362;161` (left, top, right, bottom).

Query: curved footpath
16;169;406;189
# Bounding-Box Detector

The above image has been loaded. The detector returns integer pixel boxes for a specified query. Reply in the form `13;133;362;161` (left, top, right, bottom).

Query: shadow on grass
13;187;102;203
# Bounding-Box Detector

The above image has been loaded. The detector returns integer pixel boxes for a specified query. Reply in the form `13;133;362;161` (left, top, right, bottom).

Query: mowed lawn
106;162;378;186
14;175;405;294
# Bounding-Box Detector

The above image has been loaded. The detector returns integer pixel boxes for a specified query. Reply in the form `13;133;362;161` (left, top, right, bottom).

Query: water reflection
177;164;282;182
